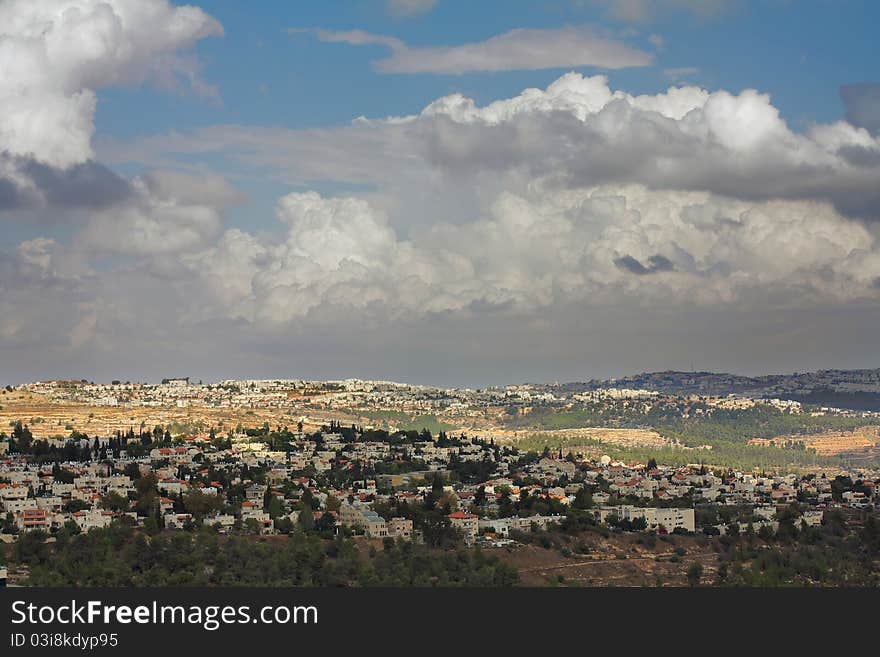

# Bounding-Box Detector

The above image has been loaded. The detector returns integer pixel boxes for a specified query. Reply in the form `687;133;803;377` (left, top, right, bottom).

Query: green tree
298;506;315;531
2;511;18;534
316;512;336;534
325;495;341;512
99;491;130;513
574;487;593;510
687;562;704;587
62;519;81;535
12;421;33;453
62;499;90;513
183;488;223;519
134;474;159;516
265;495;284;519
13;530;48;565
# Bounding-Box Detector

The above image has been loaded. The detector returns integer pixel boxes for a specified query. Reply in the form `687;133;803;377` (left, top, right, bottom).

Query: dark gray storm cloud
4;292;879;388
22;159;131;209
0;174;29;211
0;153;132;214
416;103;880;222
838;144;880;167
841;82;880;136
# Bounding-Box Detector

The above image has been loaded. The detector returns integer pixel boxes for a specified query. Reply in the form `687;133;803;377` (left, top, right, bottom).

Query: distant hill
545;368;880;411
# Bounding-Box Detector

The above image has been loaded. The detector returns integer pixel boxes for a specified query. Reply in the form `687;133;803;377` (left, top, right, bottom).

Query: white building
600;505;696;533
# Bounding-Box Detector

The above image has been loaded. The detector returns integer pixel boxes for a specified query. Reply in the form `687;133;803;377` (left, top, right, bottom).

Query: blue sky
94;0;879;140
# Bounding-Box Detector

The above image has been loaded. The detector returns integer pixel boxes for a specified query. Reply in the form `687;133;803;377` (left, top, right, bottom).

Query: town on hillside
2;398;879;586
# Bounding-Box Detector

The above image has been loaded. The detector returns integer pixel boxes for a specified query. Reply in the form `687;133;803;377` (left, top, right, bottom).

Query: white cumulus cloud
0;0;222;168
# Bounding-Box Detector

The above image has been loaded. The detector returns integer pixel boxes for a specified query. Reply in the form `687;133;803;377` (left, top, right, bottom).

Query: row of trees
3;422;184;463
10;523;518;587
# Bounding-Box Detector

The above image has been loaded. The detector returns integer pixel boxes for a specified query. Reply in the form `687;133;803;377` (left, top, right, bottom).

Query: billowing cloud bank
409;73;880;219
174;185;878;327
92;72;880;326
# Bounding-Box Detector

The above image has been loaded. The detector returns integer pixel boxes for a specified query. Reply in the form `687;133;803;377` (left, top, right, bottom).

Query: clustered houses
1;417;878;548
0;461;136;534
582;459;877;536
17;378;535;423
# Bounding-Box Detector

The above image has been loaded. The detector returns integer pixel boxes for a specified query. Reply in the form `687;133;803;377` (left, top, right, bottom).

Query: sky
1;0;880;387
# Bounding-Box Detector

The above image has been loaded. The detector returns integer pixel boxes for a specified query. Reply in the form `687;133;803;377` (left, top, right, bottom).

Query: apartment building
608;505;696;533
386;517;413;540
448;511;479;544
